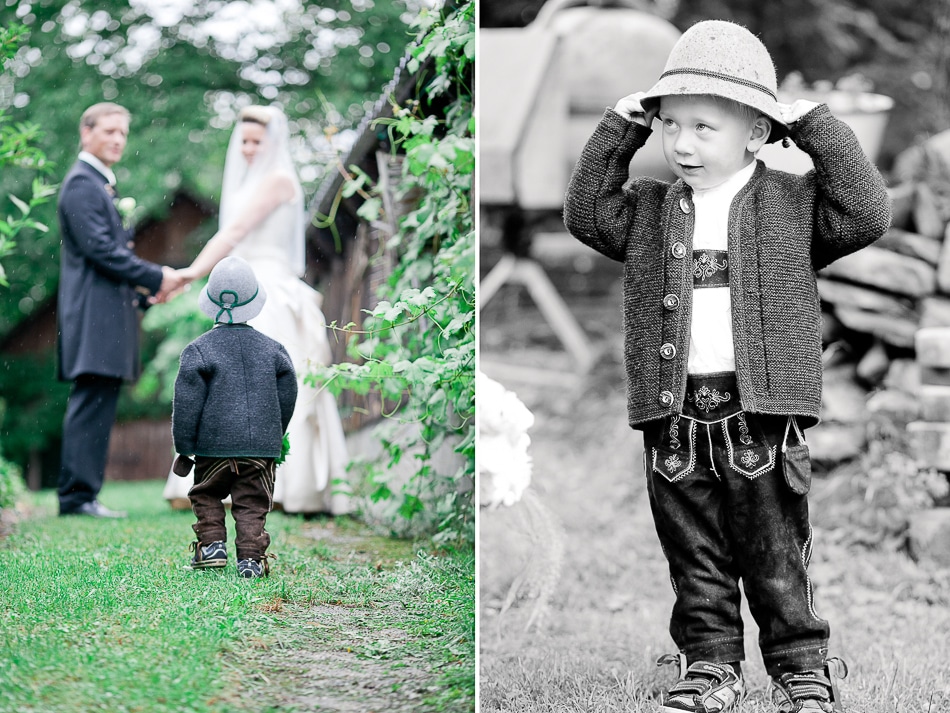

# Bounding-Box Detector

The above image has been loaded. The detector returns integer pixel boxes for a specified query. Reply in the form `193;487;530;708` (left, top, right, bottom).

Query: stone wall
811;128;950;466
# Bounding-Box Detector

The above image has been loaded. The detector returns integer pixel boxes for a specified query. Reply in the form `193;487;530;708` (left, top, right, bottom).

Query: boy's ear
748;116;772;152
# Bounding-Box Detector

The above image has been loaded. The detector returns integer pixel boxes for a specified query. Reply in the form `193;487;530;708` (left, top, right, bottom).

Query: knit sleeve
563;109;653;262
275;345;298;435
792;104;892;270
171;343;208;456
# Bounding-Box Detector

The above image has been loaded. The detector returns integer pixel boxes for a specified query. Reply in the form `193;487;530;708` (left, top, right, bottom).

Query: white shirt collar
693;160;757;202
78;151;117;186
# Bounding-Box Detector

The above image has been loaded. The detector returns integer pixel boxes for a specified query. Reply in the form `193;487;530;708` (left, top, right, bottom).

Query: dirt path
225;521;451;713
206;516;474;713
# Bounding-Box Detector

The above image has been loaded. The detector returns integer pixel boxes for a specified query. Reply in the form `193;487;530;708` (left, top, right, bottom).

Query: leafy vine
308;0;475;545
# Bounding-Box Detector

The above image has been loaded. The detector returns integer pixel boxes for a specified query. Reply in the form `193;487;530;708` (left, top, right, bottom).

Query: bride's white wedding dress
163;199;351;514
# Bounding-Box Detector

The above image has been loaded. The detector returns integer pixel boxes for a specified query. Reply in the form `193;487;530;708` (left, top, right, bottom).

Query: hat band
659;67;777;101
210;287;258;324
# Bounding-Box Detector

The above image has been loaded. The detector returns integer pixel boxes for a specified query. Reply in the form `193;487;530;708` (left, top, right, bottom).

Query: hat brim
198;283;267;324
641;73;789;144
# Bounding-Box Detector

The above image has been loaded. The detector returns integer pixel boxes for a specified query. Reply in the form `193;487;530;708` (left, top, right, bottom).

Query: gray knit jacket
563;104;891;429
172;323;297;458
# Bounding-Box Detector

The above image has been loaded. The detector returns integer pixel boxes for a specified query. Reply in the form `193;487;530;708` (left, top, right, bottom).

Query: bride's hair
239;106;272;126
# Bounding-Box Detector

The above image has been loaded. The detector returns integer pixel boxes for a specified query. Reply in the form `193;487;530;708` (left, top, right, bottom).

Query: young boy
172;256;297;578
563;19;891;713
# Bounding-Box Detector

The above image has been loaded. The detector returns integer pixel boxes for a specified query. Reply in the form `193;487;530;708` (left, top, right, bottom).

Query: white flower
478;371;534;508
116;197;137;228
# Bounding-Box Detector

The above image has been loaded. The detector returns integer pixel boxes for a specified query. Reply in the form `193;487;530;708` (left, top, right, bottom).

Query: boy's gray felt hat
199;256;267;324
640;19;789;143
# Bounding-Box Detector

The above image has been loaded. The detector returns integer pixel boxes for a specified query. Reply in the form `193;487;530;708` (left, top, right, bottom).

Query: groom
57;102;183;517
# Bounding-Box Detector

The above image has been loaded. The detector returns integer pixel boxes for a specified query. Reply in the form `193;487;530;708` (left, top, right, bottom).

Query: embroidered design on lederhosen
682;373;742;422
651;415;697;482
689;385;731;413
722;412;776;479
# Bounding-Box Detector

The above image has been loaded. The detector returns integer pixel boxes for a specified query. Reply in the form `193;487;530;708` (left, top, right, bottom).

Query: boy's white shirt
687;159;757;375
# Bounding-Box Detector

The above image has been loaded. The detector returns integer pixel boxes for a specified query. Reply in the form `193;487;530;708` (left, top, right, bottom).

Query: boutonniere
115;196;137;229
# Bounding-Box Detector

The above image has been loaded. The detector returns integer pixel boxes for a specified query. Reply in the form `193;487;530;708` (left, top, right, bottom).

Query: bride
162;105;350;515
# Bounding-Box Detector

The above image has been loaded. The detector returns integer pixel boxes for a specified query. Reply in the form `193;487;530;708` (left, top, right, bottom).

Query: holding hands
152;266;194;305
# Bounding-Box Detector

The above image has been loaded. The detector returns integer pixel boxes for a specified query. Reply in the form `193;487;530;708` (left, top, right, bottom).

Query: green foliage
0;22;56;286
0;351;70;471
0;0;424;337
274;433;291;466
0;3;428;491
134;281;212;407
0;176;56;286
310;0;475;545
0;447;24;510
0;22;56;504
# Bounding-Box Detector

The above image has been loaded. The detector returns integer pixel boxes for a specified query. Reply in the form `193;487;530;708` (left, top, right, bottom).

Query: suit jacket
57;159;164;381
172;324;297;458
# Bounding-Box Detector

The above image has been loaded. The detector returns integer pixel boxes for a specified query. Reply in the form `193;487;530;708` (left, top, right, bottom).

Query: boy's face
657;94;767;191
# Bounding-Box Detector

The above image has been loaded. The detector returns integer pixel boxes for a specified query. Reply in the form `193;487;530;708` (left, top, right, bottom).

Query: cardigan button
679;197;691;214
663;294;679;310
659;343;676;360
658;390;675;407
671;241;687;259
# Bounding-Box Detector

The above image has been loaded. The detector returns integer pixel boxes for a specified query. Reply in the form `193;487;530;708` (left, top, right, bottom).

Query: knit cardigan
563;104;892;430
172;323;297;457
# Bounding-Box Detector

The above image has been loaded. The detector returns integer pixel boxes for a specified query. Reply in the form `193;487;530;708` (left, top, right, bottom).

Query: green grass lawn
0;480;474;713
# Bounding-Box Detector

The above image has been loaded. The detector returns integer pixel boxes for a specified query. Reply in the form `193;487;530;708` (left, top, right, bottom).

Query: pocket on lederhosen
781;416;812;495
721;411;776;479
649;415;697;482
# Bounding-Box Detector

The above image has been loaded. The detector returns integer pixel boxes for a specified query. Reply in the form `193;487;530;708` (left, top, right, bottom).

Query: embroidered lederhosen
643;245;829;674
650;372;779;483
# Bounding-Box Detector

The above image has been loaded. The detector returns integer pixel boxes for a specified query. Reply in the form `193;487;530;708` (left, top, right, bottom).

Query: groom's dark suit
56;158;164;514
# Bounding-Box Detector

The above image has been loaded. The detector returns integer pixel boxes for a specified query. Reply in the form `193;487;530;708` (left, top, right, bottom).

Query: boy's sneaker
237;557;270;578
771;658;849;713
657;653;745;712
190;540;227;569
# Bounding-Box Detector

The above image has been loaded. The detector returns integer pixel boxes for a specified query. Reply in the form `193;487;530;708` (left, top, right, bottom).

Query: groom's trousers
58;374;122;514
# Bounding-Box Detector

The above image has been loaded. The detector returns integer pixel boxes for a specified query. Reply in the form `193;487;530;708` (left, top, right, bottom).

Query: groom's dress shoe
62;500;127;518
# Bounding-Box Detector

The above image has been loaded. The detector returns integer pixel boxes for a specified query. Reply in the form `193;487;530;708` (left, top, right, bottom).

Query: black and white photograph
478;1;950;711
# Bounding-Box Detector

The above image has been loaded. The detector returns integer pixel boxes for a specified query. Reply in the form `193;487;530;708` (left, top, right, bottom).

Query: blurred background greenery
0;0;431;486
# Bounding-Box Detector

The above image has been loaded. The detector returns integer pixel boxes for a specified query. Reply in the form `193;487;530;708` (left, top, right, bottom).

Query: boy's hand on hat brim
614;92;657;128
777;99;821;125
